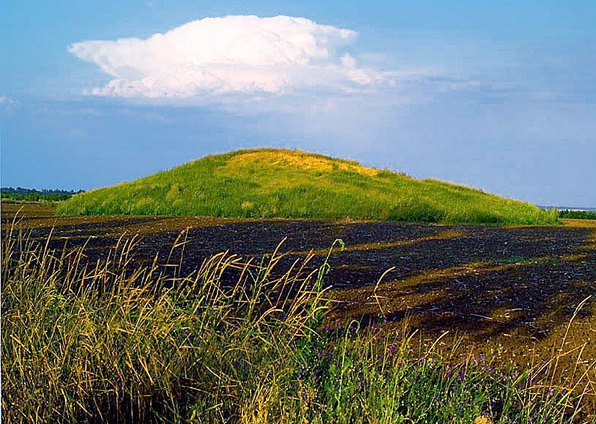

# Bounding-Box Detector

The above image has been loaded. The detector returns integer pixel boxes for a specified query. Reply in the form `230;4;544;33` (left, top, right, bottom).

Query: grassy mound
57;148;557;224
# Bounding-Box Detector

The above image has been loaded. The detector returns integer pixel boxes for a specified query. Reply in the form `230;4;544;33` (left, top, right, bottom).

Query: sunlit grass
56;148;558;225
2;227;592;423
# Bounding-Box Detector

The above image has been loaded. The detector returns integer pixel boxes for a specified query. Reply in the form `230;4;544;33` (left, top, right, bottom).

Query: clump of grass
2;228;592;423
2;226;332;423
56;148;558;225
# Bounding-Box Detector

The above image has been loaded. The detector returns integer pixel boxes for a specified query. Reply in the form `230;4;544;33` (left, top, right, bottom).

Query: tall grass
2;227;592;423
56;149;559;225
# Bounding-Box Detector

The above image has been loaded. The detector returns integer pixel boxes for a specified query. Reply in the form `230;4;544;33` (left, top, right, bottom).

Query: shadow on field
333;254;595;341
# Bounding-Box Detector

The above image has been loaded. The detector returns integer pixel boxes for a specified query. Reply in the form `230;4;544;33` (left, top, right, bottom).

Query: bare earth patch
3;201;595;399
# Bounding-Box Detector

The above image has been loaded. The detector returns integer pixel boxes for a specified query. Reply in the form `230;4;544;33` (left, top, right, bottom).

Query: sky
1;0;595;207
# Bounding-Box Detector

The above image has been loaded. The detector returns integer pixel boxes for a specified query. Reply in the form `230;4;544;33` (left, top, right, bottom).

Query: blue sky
1;0;595;207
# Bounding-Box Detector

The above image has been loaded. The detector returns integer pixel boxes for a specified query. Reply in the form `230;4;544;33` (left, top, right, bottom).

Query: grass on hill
3;228;592;423
57;149;558;225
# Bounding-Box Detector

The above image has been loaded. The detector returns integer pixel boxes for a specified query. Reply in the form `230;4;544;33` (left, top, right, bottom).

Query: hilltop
56;149;557;224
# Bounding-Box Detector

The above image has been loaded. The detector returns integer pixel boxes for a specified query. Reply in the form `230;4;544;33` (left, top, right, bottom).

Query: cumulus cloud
68;15;395;100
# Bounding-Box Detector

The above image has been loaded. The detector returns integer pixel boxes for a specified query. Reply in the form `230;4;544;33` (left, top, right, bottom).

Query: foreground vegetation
3;227;592;423
57;149;558;225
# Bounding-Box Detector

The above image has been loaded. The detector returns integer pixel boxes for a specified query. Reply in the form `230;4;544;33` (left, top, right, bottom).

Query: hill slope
57;149;558;224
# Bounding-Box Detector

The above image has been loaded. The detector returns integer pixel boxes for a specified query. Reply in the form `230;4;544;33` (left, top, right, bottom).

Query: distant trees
1;187;84;202
558;209;596;220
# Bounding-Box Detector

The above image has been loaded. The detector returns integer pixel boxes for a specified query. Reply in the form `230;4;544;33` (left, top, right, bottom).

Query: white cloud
0;95;18;113
68;15;396;100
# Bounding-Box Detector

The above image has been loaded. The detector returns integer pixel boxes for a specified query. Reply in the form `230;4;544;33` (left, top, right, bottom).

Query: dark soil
3;201;595;390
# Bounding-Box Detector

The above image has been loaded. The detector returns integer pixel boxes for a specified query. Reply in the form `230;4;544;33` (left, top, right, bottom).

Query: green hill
56;148;558;224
